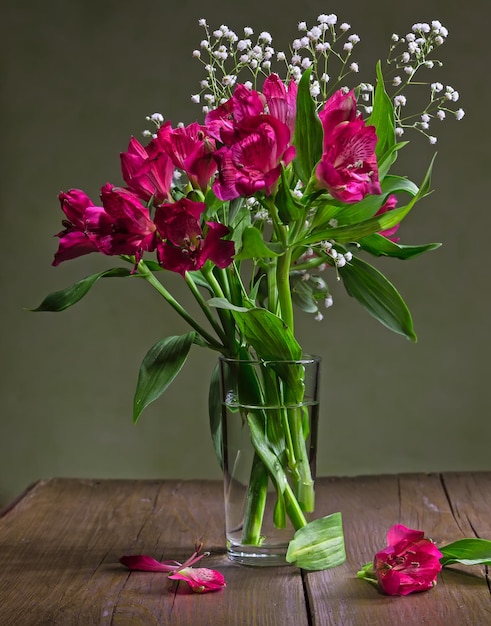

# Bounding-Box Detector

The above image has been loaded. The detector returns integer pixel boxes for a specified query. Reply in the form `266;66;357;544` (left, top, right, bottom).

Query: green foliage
339;257;417;341
440;538;491;567
133;333;196;423
293;68;323;184
286;512;346;570
30;268;132;312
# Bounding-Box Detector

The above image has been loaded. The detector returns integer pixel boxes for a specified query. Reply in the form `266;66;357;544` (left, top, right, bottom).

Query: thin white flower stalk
193;15;363;107
380;20;465;142
192;16;463;142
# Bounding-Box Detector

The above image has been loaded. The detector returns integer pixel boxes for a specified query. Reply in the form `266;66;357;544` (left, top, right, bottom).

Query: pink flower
53;189;104;266
119;544;226;594
375;194;400;242
316;89;381;203
205;83;265;143
162;122;217;192
120;122;175;203
263;73;297;138
373;524;443;595
94;184;157;261
212;115;295;200
155;198;234;275
53;185;158;267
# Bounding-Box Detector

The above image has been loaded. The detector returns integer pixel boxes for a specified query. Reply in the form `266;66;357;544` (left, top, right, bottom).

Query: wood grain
0;474;489;625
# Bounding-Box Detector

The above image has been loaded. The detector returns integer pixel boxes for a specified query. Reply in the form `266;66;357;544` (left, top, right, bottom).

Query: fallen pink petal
119;545;226;594
168;566;226;593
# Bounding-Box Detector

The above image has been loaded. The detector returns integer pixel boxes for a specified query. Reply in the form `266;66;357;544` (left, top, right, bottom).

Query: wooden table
0;474;489;625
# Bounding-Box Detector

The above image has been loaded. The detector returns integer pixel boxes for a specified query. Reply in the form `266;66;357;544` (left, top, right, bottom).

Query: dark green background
1;0;489;505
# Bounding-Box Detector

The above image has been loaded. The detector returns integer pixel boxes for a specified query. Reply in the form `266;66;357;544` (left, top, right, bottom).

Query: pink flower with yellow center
316;89;381;203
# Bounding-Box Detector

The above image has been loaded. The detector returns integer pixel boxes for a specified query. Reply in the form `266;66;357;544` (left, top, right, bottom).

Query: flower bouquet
33;15;464;570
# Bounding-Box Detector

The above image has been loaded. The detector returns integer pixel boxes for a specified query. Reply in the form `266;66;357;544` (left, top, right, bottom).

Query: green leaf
208;363;223;469
29;268;132;312
276;165;302;223
286;512;346;570
293;68;323;184
208;297;249;312
234;226;284;260
247;412;287;494
367;61;396;163
133;332;195;423
339;256;417;341
231;308;302;361
440;538;491;567
359;233;442;259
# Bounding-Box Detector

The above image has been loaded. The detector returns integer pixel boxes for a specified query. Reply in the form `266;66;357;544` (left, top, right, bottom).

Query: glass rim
219;354;321;365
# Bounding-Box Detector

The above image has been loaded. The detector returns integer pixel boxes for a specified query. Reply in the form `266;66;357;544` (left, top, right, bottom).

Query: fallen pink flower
119;544;226;594
372;524;443;596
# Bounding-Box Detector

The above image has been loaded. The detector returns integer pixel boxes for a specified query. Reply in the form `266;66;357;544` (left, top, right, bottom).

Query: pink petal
119;555;179;573
168;566;226;593
387;524;425;546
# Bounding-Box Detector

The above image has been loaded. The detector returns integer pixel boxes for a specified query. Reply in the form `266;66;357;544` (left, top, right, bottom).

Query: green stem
241;454;269;545
137;261;223;351
184;272;227;344
201;266;236;352
277;248;294;331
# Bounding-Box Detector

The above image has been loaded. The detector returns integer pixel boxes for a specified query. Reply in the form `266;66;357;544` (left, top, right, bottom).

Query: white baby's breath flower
429;136;437;144
392;76;402;86
277;51;286;61
192;50;201;58
350;62;359;73
301;57;312;69
191;94;200;103
244;26;253;36
198;18;207;27
343;42;353;52
340;23;351;32
298;21;307;31
259;31;272;44
437;110;446;120
455;108;465;120
308;26;322;40
310;81;320;97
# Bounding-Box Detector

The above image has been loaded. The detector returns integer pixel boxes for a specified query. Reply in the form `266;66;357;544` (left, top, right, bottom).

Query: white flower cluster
386;20;464;142
193;15;362;111
319;240;353;269
192;17;463;143
142;112;165;139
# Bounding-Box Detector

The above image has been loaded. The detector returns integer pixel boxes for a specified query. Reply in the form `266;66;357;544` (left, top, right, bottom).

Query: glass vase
219;355;320;566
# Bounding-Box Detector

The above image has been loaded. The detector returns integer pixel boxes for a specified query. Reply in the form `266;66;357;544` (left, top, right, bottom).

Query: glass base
226;541;291;567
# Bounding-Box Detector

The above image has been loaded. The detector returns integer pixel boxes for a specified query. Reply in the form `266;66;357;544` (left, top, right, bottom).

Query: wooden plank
0;478;308;625
305;473;491;626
